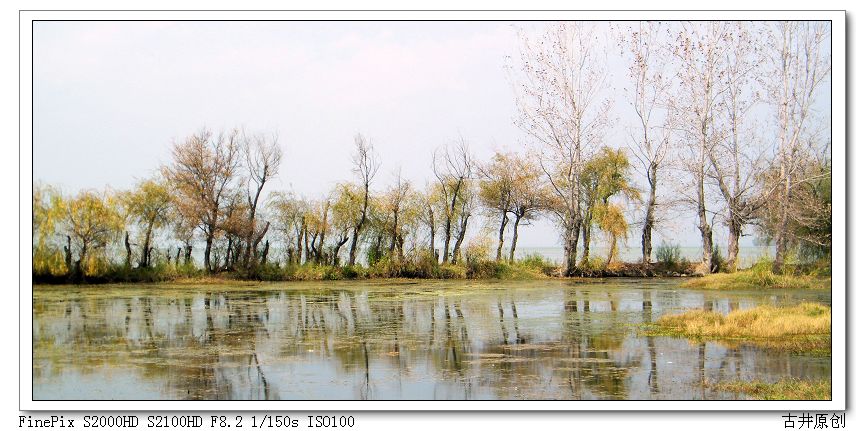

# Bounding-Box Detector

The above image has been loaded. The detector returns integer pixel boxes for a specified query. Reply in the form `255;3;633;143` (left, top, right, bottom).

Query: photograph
22;11;842;410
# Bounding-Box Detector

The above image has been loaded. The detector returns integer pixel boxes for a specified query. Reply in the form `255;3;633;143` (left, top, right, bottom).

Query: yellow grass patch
650;303;831;355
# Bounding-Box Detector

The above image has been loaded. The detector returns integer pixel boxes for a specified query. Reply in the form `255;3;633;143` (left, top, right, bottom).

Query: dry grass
714;378;831;400
650;303;831;355
683;271;830;290
682;259;831;290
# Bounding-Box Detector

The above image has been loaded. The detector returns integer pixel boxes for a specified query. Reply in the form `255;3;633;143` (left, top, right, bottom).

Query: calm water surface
32;279;830;400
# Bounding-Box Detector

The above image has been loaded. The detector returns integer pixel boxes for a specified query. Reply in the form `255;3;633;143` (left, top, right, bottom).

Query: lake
32;278;830;400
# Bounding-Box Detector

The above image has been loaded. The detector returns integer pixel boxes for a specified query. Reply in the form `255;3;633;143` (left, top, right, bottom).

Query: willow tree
122;178;173;269
509;22;610;275
382;170;416;262
507;155;547;263
64;190;123;276
331;183;363;266
478;152;515;261
32;183;67;275
163;128;241;273
580;147;639;266
270;191;306;265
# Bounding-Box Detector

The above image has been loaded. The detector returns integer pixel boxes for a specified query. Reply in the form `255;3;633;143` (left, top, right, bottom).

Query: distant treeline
32;21;832;283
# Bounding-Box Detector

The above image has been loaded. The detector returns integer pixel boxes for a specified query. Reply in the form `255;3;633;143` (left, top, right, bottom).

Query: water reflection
33;280;831;400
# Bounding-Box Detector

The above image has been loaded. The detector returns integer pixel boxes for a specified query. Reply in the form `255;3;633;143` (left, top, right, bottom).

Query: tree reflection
32;282;830;400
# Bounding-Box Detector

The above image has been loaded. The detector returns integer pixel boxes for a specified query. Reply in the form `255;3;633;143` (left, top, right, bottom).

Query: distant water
512;245;776;268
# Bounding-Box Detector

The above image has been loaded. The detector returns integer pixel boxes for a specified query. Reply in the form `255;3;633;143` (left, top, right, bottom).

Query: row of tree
33;129;642;277
508;21;831;275
32;21;832;279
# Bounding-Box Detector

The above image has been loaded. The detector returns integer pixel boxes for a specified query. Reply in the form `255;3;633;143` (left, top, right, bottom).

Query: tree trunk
727;215;742;272
606;235;617;267
261;240;270;266
203;231;214;273
428;207;436;258
348;187;370;266
696;171;713;274
296;228;304;265
773;167;792;274
303;228;311;264
140;223;153;268
496;210;509;261
451;214;469;264
563;216;581;276
224;236;233;271
124;231;132;268
390;209;399;255
64;235;73;274
509;214;523;263
184;245;192;266
175;248;181;265
641;163;658;264
581;220;592;266
441;216;452;264
76;241;88;278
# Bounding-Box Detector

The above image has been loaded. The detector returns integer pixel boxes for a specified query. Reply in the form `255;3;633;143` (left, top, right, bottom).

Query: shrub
711;244;728;273
516;253;558;276
437;264;466;279
656;242;689;273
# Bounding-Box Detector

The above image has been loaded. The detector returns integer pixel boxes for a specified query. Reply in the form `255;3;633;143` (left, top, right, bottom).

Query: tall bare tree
621;21;673;265
241;131;282;270
163;128;241;273
668;22;730;274
765;21;831;272
347;134;380;266
509;22;610;275
706;22;767;271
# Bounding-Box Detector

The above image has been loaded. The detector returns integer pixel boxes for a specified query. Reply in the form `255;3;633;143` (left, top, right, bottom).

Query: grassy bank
682;259;831;290
713;378;831;400
646;302;831;355
33;254;562;284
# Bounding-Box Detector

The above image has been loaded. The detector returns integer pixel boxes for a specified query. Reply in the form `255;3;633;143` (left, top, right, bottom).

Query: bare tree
432;139;474;265
509;22;610;275
668;22;731;274
706;22;767;270
765;21;831;272
621;21;673;265
348;134;380;266
241;131;282;270
163;128;241;273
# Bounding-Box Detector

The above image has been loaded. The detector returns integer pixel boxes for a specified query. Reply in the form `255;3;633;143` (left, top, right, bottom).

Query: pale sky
32;21;830;250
